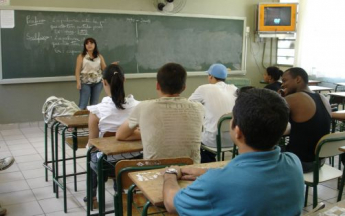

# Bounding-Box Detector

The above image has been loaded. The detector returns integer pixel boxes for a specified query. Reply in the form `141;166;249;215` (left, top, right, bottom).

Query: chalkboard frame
0;7;247;84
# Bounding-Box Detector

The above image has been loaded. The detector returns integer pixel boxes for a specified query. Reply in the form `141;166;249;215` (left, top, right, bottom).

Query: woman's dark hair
102;64;126;110
266;66;283;81
82;37;99;58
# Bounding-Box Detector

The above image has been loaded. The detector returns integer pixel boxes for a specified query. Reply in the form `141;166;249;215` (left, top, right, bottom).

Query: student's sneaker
0;156;14;171
83;196;98;209
0;206;7;216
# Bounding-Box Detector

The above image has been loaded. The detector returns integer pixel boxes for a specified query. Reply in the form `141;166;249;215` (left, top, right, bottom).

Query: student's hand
76;82;81;90
180;168;207;181
111;61;119;65
163;166;182;179
278;88;287;97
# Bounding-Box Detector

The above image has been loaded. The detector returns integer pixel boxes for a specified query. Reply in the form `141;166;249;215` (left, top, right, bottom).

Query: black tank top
287;92;331;162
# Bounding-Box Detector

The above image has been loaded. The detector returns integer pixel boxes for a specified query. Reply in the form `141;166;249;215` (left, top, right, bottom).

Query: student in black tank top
281;67;331;173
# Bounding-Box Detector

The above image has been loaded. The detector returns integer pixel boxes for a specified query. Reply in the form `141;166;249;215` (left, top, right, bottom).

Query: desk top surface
55;115;89;127
328;92;345;97
88;136;143;155
336;83;345;86
308;80;322;85
128;160;229;206
309;86;333;91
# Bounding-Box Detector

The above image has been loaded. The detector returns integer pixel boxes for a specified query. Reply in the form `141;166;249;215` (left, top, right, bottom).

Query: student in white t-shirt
85;63;140;208
189;63;237;163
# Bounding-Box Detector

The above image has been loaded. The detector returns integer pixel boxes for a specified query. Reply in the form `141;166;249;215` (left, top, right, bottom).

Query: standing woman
263;66;283;92
75;38;106;109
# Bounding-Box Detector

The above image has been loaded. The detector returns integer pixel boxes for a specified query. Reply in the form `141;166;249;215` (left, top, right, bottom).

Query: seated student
85;64;141;207
116;63;204;164
264;66;283;92
163;88;304;215
281;67;331;173
189;63;237;163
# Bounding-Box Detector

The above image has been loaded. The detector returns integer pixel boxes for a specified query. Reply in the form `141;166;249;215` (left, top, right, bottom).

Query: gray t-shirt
128;97;204;164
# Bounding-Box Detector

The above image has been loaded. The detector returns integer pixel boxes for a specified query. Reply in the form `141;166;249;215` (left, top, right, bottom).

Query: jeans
79;82;103;109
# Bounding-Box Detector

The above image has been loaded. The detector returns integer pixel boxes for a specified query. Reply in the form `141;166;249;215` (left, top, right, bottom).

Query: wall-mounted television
257;3;298;33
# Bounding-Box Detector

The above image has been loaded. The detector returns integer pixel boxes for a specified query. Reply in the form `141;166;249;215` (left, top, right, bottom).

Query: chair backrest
115;157;193;190
216;113;233;160
73;110;90;116
316;132;345;158
103;131;116;137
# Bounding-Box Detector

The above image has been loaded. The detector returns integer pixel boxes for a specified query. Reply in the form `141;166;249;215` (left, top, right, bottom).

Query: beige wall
0;0;272;124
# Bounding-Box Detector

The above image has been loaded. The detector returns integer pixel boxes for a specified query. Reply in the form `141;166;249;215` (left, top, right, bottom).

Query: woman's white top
87;94;140;137
80;53;102;84
87;95;141;160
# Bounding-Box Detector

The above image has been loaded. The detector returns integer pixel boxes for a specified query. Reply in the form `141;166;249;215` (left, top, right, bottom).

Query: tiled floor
0;122;343;215
0;123;116;216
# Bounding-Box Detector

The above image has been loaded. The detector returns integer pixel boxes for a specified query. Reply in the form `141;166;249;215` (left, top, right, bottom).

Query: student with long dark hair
263;66;283;92
75;37;107;109
85;64;141;208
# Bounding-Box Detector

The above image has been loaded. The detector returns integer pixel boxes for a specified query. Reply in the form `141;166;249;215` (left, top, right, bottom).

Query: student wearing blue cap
189;63;237;163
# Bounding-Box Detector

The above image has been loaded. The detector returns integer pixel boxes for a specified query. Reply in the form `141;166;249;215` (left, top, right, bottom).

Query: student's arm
116;120;141;141
75;54;83;90
163;167;182;213
283;122;291;135
87;113;100;147
180;167;208;181
99;54;107;71
188;87;204;103
332;112;345;120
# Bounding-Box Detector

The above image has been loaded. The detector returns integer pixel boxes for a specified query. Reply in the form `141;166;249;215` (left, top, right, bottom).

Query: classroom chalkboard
0;10;245;82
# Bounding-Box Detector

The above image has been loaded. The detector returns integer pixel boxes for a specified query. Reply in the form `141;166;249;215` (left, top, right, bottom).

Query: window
277;39;295;66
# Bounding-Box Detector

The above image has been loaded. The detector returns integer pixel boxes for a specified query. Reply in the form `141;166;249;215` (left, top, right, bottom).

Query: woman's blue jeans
79;82;103;109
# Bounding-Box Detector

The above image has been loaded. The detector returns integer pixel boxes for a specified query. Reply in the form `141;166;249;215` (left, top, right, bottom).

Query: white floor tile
15;154;43;163
0;171;25;183
38;195;80;214
0;190;36;205
3;200;44;216
0;180;30;193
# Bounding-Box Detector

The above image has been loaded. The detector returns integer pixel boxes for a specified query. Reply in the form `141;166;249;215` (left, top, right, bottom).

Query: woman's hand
76;81;81;90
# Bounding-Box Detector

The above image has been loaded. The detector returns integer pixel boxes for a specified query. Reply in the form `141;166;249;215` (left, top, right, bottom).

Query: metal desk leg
141;201;151;216
86;146;95;216
98;154;107;216
54;123;61;198
62;127;68;213
44;123;48;182
72;128;78;191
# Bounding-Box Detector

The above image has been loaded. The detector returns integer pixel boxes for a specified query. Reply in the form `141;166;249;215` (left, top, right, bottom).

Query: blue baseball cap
206;63;228;79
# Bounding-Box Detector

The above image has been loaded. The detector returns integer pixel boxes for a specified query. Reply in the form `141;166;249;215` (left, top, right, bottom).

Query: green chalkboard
1;10;245;81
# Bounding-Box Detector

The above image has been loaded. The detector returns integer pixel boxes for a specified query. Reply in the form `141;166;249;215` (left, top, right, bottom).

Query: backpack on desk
42;96;80;124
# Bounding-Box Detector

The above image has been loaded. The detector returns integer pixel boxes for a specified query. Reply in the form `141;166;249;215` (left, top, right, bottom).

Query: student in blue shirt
163;88;304;216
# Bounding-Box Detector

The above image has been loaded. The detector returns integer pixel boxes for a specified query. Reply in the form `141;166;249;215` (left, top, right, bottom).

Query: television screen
257;3;297;33
264;7;291;26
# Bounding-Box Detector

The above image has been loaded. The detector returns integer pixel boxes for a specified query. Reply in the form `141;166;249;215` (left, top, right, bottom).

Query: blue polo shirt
174;146;304;216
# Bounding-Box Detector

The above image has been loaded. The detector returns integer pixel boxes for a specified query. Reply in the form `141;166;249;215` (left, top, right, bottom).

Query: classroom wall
0;0;273;124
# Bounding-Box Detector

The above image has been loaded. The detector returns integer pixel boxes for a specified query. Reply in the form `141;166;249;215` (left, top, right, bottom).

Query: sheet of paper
1;10;14;28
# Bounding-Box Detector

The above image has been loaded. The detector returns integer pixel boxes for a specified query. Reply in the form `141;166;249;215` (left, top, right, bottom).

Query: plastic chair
304;132;345;208
114;158;193;216
201;113;236;161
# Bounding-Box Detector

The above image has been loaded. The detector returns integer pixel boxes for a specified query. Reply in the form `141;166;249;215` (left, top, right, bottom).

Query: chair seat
201;145;233;154
65;136;88;149
304;164;343;183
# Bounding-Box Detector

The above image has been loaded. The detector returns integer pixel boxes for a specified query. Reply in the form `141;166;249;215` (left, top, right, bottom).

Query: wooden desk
308;80;321;86
128;160;229;207
86;137;143;216
309;86;333;93
335;83;345;92
329;92;345;110
53;115;89;213
304;200;345;215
